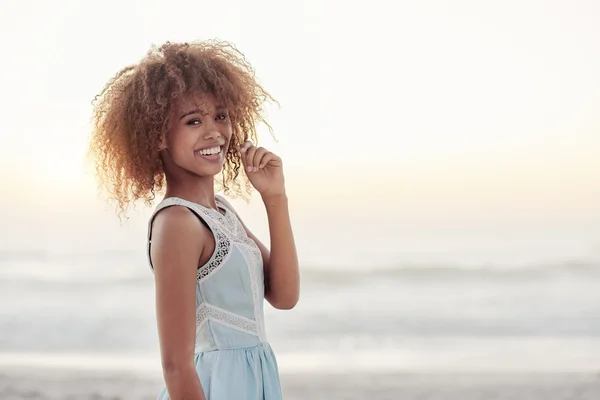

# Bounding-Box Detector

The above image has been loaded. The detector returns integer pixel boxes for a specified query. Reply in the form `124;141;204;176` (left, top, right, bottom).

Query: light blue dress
147;195;283;400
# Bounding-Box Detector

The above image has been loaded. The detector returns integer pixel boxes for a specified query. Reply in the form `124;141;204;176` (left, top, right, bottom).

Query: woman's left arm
233;142;300;310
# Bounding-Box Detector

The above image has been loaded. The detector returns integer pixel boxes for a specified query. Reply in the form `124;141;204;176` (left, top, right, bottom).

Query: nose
202;121;221;141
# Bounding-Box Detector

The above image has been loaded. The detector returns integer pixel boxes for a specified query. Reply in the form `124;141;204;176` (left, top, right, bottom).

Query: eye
216;112;229;121
186;118;201;126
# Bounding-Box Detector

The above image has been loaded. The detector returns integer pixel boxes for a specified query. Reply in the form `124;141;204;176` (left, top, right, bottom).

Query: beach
2;248;599;400
1;367;600;400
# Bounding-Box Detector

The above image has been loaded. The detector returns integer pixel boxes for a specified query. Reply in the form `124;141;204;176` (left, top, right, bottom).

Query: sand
1;368;599;400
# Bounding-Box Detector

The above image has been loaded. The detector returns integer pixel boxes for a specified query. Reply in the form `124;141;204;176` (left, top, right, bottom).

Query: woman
89;40;300;399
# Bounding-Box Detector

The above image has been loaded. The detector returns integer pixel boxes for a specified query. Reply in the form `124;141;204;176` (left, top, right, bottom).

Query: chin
196;164;224;178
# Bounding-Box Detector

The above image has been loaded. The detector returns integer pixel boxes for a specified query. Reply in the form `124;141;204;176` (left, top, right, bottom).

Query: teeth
198;146;220;156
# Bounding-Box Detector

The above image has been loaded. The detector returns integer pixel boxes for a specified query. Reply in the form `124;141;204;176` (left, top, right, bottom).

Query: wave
1;255;599;286
299;260;600;283
0;250;149;285
2;337;600;373
0;249;139;263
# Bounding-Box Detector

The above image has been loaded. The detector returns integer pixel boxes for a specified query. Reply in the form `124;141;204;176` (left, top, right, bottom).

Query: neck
163;173;218;210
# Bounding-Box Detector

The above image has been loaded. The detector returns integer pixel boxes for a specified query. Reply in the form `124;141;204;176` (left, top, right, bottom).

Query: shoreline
1;367;599;400
2;339;599;399
2;336;600;375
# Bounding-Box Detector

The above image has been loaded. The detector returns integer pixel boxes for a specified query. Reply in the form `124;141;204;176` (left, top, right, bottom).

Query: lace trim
196;302;258;337
196;227;231;282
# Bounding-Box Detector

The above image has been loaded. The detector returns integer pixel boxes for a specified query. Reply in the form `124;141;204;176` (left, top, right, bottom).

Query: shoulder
152;204;202;235
150;205;211;262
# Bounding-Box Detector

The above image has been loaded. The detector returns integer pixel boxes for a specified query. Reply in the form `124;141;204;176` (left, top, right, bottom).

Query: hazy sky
0;0;598;264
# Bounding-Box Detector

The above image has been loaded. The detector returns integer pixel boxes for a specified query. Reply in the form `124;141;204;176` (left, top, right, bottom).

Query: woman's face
161;93;233;179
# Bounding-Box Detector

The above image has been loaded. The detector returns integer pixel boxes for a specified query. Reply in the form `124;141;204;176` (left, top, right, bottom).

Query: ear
158;136;167;151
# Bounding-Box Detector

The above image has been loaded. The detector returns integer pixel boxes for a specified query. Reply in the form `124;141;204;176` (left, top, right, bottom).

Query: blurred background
0;0;599;399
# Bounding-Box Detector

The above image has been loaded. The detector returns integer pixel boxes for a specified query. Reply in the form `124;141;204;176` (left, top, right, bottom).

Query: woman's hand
239;141;285;198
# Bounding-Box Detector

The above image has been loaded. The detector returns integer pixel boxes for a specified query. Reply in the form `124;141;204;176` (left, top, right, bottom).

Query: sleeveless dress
147;195;284;400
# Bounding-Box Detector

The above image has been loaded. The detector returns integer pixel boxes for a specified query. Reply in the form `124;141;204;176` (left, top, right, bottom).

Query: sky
0;0;598;266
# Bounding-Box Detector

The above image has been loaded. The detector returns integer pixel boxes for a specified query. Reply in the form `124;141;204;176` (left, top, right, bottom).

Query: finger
244;145;257;172
238;140;254;171
252;147;269;171
239;140;253;154
258;151;276;169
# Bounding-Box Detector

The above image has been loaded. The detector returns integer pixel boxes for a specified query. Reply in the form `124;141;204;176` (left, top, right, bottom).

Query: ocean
1;246;599;376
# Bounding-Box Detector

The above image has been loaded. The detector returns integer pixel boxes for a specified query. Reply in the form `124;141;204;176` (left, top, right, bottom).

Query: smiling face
160;93;233;179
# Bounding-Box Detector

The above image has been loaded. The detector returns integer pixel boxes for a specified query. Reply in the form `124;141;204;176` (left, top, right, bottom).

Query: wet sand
1;367;599;399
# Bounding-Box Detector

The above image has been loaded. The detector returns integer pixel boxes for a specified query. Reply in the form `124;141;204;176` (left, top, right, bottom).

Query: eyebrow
179;106;227;120
180;108;200;120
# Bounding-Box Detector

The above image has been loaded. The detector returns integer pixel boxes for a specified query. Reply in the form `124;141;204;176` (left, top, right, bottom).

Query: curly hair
88;40;275;217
